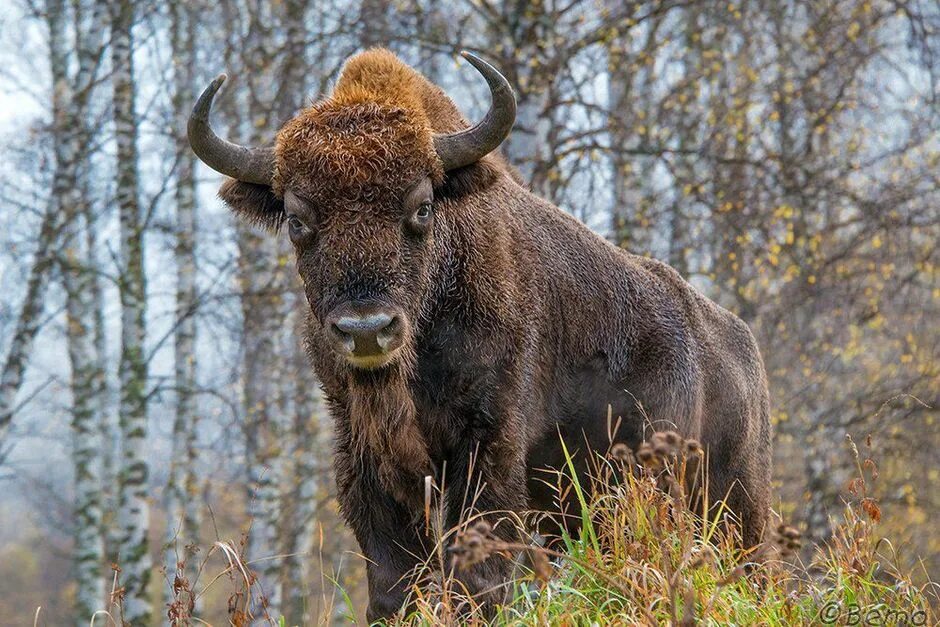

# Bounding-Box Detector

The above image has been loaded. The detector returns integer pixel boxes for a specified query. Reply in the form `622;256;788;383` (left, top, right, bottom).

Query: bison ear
218;178;285;232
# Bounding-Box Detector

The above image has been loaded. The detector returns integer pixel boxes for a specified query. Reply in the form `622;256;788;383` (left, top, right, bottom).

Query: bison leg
443;428;530;614
361;524;425;623
704;440;771;548
334;442;428;622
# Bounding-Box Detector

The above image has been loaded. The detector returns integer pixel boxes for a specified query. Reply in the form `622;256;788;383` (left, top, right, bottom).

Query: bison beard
346;352;432;511
190;48;773;622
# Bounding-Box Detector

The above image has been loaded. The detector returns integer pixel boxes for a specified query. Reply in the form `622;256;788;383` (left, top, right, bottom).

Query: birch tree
488;1;555;199
73;0;115;570
218;1;310;617
43;0;109;620
65;1;109;621
279;305;325;625
110;0;151;621
164;0;201;610
274;3;327;620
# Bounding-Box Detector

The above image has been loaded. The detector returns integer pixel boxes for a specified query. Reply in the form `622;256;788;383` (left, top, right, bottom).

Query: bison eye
408;201;433;233
286;214;310;241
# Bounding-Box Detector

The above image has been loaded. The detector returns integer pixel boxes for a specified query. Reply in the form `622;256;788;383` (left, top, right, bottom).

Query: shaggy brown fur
215;49;773;621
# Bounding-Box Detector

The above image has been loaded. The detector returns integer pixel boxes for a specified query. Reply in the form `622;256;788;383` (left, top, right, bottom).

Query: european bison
188;49;772;620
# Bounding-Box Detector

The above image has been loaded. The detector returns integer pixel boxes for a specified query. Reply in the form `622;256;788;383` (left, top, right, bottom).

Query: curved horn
188;74;275;185
434;51;516;171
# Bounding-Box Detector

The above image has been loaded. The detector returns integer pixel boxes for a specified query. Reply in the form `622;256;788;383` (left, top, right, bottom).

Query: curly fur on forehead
272;49;470;199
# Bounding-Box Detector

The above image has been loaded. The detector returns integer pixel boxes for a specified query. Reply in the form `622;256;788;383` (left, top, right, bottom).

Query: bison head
188;50;515;370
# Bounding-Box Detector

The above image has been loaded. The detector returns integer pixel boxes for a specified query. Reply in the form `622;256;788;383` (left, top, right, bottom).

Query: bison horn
434;51;516;172
188;74;275;186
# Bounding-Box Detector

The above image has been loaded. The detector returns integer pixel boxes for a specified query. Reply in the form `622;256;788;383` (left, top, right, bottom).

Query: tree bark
492;1;554;199
0;205;62;458
228;2;308;618
281;305;323;625
46;0;107;621
165;1;200;617
110;0;151;622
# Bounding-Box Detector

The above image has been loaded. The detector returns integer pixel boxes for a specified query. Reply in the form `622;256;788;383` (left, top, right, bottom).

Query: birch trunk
62;221;106;626
237;55;287;614
87;174;117;576
73;0;116;574
216;9;279;616
239;229;285;620
46;0;107;621
804;421;837;546
164;1;200;610
89;171;118;568
230;2;309;618
281;304;323;625
665;9;701;278
110;0;151;622
237;104;287;627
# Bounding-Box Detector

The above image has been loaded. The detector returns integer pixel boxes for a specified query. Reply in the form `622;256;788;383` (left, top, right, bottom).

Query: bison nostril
375;316;401;351
329;323;356;354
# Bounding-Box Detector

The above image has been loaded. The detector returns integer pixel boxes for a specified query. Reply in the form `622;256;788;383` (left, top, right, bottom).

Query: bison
188;49;772;620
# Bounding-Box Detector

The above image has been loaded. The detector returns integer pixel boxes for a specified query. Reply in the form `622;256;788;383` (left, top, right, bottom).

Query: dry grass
127;430;936;626
383;431;937;626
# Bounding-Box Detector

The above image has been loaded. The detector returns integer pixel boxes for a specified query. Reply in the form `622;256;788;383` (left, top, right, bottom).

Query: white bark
607;8;662;253
229;2;309;619
76;3;116;580
110;0;151;622
804;432;835;545
63;242;106;626
503;78;552;195
46;0;109;621
217;8;282;617
164;3;200;615
281;304;323;625
241;228;289;619
89;173;118;569
46;1;104;624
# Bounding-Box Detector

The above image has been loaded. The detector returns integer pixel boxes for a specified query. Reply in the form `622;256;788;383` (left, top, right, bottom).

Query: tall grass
145;431;936;625
393;432;936;626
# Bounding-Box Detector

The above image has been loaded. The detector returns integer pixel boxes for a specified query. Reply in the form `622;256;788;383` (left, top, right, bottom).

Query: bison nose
326;305;405;361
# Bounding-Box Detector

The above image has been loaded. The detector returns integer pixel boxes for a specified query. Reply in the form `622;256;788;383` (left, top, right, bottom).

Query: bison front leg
443;426;530;614
361;524;425;622
334;444;428;622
